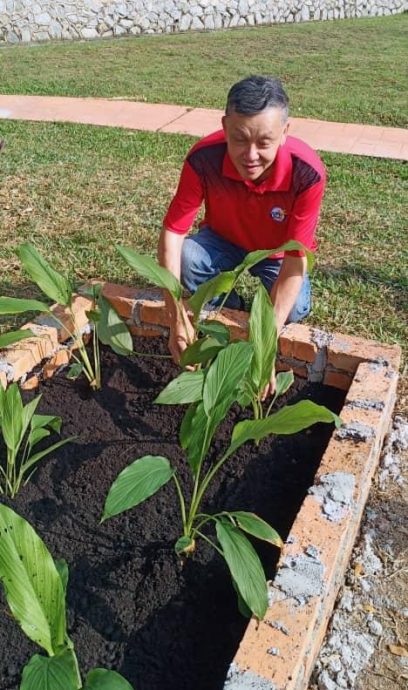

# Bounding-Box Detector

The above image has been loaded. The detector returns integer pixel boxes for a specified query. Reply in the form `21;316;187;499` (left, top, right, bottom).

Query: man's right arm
158;226;194;364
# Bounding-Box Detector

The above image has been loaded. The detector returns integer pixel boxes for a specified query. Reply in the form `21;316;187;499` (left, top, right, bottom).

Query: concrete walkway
0;94;407;160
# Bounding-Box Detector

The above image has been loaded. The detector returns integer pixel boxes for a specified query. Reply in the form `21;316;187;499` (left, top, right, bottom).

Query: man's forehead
225;109;285;135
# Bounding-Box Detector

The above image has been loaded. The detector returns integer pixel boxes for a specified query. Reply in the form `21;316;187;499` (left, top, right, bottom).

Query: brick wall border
0;284;401;689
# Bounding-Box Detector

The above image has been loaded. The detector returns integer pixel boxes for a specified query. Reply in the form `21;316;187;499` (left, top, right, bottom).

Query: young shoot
102;339;341;621
0;383;74;498
0;505;135;690
0;244;133;390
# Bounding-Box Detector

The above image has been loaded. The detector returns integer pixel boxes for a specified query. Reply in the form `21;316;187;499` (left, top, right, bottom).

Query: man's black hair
225;75;289;121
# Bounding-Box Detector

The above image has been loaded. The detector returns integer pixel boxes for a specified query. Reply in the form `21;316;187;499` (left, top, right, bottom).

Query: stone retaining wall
1;1;406;45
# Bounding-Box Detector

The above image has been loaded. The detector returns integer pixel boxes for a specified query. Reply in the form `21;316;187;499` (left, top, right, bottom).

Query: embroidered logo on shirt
270;207;287;222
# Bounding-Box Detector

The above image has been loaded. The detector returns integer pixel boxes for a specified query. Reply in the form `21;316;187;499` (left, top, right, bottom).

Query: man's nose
244;143;259;161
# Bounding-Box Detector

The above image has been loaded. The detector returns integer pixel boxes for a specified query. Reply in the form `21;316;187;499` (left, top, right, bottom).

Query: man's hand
168;314;195;366
261;370;276;401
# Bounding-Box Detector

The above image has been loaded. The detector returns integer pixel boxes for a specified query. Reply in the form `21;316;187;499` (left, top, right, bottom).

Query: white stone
191;15;204;29
130;25;141;34
179;13;191;30
32;30;49;41
34;12;52;25
204;14;214;29
20;26;30;42
120;18;134;27
301;5;310;20
81;27;98;39
113;24;127;35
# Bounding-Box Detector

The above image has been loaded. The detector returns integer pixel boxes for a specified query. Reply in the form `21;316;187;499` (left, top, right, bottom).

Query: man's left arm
270;254;307;334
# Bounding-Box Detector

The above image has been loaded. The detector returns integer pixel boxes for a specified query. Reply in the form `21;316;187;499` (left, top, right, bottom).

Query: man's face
222;107;289;183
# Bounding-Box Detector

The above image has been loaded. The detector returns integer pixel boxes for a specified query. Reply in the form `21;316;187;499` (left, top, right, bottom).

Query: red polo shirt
163;131;326;257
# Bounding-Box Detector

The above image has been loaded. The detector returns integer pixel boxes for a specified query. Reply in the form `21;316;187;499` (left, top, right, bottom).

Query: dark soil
0;338;345;690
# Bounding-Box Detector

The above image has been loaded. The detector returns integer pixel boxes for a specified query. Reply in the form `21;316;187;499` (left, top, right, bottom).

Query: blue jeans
181;226;311;322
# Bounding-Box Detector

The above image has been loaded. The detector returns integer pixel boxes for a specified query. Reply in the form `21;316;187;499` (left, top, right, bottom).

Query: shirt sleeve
284;176;326;257
163;159;204;234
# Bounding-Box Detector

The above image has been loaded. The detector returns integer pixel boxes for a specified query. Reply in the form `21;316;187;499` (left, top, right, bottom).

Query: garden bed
0;338;345;690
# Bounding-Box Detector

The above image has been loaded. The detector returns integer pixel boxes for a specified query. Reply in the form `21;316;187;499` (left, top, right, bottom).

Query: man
158;75;325;397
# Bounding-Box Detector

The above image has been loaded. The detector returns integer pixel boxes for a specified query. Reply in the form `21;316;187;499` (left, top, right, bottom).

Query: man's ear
221;115;228;134
281;120;290;146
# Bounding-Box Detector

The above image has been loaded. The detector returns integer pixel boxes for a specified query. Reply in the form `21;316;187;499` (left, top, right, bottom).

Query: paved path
0;94;407;160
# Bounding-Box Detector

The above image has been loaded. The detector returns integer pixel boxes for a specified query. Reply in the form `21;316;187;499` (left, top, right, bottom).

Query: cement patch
224;663;277;690
272;548;325;606
336;421;375;442
309;472;355;522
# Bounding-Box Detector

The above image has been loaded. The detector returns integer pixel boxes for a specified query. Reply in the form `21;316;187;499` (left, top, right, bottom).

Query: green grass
0;120;406;360
0;15;407;126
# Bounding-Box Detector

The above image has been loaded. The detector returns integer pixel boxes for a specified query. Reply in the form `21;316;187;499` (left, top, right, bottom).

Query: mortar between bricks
0;284;401;689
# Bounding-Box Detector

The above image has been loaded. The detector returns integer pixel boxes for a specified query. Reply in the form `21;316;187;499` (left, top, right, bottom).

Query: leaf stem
195;529;224;557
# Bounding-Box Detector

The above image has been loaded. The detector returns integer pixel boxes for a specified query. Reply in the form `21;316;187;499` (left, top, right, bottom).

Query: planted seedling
102;338;341;620
0;244;133;390
0;383;74;497
0;504;135;690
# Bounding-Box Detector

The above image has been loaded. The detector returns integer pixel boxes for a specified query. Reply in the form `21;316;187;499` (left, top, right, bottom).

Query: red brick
323;369;353;390
129;325;164;338
21;375;40;391
327;333;401;373
51;295;93;342
43;349;71;380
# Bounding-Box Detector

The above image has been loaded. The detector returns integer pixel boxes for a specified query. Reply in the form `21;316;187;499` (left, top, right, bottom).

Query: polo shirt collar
222;143;292;192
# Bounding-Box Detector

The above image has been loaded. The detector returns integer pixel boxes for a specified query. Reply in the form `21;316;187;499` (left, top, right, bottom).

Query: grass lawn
1;121;406;370
0;15;407;127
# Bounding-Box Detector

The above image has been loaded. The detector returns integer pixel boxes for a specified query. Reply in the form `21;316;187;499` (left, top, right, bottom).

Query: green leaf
203;341;253;420
102;456;174;521
0;329;35;348
0;297;51;315
20;650;79;690
184;401;216;476
31;414;62;435
179;402;198;449
86;309;101;323
184;341;254;476
248;284;277;392
179;336;224;367
230;400;342;453
235;241;314;274
228;512;283;548
274;371;295;399
54;559;69;596
20;436;76;480
28;428;51;448
66;363;83;380
199;320;230;346
97;295;133;356
1;383;24;453
216;518;268;620
0;505;66;655
174;536;195;555
232;578;252;619
17;243;72;306
117;246;182;300
84;668;134;690
21;395;42;440
188;271;237;320
155;370;204;405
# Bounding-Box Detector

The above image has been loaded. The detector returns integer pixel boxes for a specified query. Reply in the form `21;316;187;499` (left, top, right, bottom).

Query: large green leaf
17;243;72;306
155;370;204;405
235;241;314;274
203;341;253;420
84;668;134;690
20;650;79;690
188;271;237;320
21;395;42;441
229;401;342;454
0;297;51;315
216;518;268;620
0;329;35;348
102;456;174;521
0;505;66;655
248;284;277;392
228;512;283;548
1;383;24;453
179;402;198;450
97;295;133;356
179;336;224;367
117;246;182;300
31;414;62;435
183;342;253;476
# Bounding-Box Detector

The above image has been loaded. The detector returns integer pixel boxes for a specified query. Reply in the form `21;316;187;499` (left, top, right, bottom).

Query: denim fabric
181;226;311;322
